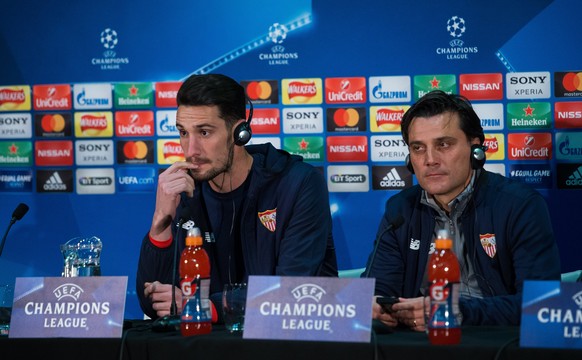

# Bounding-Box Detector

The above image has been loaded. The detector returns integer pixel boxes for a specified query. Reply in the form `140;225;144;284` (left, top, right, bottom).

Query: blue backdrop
1;0;580;319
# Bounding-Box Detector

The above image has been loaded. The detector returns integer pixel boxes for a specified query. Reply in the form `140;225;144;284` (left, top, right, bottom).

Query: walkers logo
35;140;74;166
75;140;114;166
556;133;582;161
0;113;32;139
282;78;322;105
507;102;552;130
325;77;366;104
0;169;33;192
91;28;130;71
114;83;153;109
435;16;479;60
473;103;504;131
483;134;505;160
370;135;408;162
35;113;72;137
506;72;551;99
74;112;113;137
116;140;154;164
327;165;369;192
157;139;184;165
326;107;366;132
283;136;324;162
73;83;112;110
413;74;456;100
326;136;368;162
241;80;279;104
258;208;277;232
155;81;181;108
507;133;552;160
115;111;154;137
0;141;32;166
116;167;156;192
0;85;31;111
76;168;115;194
258;22;301;66
370;106;410;132
372;165;412;190
557;164;582;189
156;110;178;137
509;164;552;189
459;73;503;100
368;76;411;103
479;233;497;258
249;108;280;134
554;71;582;98
33;84;72;111
554;102;582;128
36;169;73;193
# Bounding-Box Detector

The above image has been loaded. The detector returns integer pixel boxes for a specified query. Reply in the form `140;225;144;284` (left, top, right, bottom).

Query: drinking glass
222;283;247;333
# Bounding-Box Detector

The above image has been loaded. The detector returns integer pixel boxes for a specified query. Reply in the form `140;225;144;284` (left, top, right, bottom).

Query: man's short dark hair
400;90;485;145
177;74;246;128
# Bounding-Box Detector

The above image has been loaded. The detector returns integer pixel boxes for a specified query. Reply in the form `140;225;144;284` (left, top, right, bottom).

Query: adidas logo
380;168;405;187
566;166;582;186
43;171;67;191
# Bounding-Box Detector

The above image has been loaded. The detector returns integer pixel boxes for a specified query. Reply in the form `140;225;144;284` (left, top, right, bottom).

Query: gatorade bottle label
428;281;460;329
181;277;211;323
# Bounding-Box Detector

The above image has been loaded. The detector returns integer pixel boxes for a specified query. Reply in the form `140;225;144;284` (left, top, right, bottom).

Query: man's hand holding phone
376;296;400;313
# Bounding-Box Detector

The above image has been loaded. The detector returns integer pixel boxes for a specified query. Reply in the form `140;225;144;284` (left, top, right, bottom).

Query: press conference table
1;320;580;360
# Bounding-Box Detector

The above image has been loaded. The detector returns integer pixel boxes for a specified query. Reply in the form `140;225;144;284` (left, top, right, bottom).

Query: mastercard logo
123;141;148;159
562;72;582;92
41;114;66;132
246;81;273;100
333;108;360;127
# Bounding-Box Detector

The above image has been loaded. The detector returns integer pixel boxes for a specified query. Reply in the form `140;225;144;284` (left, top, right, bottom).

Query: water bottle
426;228;461;345
179;226;212;336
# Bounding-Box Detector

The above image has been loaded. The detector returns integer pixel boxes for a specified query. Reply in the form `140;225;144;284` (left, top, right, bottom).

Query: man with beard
136;74;337;322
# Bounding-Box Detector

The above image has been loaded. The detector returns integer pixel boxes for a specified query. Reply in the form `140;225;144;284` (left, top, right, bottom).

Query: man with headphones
365;90;560;330
136;74;338;322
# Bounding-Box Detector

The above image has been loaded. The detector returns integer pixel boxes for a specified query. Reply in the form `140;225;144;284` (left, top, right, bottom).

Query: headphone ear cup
233;121;252;146
470;144;486;169
405;154;414;174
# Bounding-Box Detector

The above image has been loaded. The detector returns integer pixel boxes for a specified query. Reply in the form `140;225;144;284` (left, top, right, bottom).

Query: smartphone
376;296;399;313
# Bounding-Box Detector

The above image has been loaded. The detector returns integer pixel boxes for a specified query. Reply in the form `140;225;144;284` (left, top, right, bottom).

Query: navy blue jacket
137;143;338;319
365;170;561;325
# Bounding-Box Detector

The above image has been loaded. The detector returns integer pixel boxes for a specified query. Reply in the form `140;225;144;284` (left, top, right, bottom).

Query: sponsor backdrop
0;0;580;319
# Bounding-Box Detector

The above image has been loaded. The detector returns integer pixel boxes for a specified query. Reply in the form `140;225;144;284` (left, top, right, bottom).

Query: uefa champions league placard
520;280;582;349
9;276;127;338
243;275;375;343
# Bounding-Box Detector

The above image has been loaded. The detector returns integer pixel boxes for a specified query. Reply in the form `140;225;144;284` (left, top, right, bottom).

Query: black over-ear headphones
233;98;253;146
405;144;487;174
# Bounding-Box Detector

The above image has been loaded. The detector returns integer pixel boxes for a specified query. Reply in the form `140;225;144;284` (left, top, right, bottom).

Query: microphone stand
151;205;191;332
363;216;404;278
170;216;187;316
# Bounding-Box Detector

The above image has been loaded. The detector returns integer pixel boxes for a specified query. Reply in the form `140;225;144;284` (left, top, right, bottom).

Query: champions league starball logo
446;16;466;38
435;15;478;60
259;22;299;65
100;28;118;49
91;28;129;70
268;23;288;44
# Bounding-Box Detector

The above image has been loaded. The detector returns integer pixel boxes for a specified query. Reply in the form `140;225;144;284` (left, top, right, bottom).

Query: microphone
0;203;29;257
363;215;404;278
152;206;190;332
